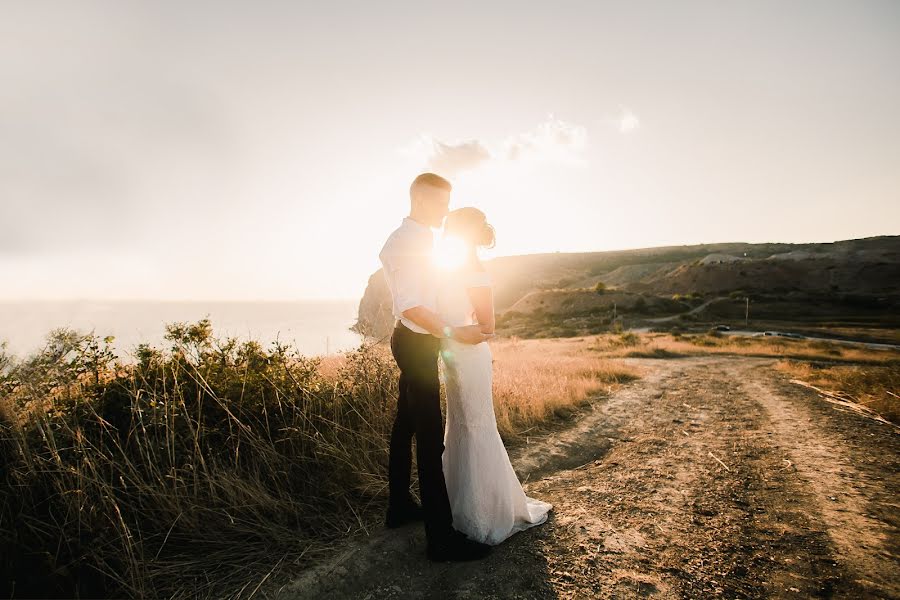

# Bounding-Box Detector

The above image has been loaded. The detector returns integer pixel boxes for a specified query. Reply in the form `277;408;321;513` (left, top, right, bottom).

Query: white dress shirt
379;217;437;334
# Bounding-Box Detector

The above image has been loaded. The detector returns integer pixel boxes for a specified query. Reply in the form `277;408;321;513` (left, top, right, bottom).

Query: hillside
353;235;900;339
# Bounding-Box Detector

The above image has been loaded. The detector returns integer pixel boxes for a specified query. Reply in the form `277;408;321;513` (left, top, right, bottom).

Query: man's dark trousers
388;321;454;543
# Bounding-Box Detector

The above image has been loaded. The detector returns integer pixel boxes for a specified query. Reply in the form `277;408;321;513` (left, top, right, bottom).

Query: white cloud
596;107;641;134
402;137;493;177
502;116;588;162
402;116;589;177
619;109;640;133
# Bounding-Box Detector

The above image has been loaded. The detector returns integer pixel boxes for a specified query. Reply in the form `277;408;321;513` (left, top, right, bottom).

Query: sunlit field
321;336;640;441
488;337;639;437
589;330;899;363
588;331;900;425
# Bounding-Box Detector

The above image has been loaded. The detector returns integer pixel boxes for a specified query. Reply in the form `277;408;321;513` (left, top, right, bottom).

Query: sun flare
432;236;469;270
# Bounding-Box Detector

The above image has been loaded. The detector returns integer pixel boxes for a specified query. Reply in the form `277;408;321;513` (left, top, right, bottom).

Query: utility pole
326;336;330;356
613;302;617;320
745;297;749;327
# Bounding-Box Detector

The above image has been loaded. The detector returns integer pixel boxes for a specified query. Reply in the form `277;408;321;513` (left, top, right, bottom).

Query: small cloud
596;107;641;134
619;109;640;133
503;115;587;163
427;139;492;176
402;116;589;177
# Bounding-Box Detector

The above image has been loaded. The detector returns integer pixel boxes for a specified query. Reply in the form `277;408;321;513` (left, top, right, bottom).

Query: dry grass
0;324;399;599
486;337;639;439
315;336;640;440
315;353;346;381
774;359;900;425
589;331;900;364
0;324;638;599
587;330;900;425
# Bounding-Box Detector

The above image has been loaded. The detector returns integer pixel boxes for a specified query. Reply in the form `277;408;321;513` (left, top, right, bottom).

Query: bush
625;348;685;359
633;297;647;313
0;321;398;599
604;332;641;349
594;281;606;293
688;335;719;347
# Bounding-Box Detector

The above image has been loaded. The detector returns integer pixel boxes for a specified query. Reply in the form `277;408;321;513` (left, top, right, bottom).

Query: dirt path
266;356;899;599
643;296;725;324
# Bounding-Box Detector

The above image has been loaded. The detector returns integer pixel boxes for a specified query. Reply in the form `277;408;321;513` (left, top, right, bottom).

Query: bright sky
2;1;899;301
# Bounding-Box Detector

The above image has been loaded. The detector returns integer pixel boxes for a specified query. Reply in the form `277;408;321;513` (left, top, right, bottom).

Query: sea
0;300;365;362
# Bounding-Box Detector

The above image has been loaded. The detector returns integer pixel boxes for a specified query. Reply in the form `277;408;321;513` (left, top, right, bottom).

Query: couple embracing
378;173;552;562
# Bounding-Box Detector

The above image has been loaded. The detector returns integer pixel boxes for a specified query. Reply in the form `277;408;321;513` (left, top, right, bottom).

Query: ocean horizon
0;299;365;362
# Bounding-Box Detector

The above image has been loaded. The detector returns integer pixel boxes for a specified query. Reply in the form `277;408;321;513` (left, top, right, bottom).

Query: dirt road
268;356;899;599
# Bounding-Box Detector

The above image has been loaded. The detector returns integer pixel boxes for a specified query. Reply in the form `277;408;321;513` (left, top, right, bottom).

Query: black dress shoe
426;529;492;562
384;500;424;528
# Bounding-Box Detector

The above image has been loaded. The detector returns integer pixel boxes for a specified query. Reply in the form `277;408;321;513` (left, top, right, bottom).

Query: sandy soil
265;356;899;599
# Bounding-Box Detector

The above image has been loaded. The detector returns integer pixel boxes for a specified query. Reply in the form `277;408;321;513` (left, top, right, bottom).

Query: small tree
594;281;606;294
633;297;647;313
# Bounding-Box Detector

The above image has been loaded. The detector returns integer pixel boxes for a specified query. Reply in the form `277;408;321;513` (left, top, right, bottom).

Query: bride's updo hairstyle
444;207;496;249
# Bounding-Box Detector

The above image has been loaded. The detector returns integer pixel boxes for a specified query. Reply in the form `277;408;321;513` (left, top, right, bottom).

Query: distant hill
353;235;900;339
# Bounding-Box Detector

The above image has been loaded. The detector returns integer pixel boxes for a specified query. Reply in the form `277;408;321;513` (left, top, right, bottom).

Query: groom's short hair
410;172;452;198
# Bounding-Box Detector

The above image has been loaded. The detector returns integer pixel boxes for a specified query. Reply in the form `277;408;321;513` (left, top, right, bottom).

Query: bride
436;207;553;545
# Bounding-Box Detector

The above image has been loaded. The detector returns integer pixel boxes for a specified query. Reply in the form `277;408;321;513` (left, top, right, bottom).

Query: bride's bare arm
467;285;495;335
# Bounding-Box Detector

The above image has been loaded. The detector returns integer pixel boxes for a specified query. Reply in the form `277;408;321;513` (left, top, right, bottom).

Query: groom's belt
395;320;432;336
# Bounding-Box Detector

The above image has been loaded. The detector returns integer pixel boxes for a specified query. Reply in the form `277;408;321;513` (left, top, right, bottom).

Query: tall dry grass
487;336;639;438
0;322;397;599
0;322;636;599
315;336;638;441
773;359;900;425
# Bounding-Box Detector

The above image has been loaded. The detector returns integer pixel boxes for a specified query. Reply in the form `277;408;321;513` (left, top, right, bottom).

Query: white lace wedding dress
437;267;552;545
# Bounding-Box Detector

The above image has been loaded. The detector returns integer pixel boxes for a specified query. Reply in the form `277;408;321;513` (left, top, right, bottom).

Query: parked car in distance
713;325;731;331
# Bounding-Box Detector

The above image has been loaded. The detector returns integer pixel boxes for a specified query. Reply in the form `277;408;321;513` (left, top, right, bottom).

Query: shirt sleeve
380;238;429;314
392;253;428;313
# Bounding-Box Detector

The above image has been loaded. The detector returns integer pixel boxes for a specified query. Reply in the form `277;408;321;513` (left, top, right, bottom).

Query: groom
378;172;493;562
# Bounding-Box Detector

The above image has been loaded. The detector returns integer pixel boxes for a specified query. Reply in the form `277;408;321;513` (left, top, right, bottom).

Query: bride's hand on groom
451;324;493;345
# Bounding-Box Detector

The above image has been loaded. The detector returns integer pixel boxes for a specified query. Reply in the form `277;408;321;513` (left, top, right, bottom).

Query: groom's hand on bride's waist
449;325;492;345
399;307;491;344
